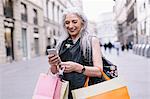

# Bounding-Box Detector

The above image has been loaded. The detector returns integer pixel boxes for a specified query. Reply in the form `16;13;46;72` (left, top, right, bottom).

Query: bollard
144;44;150;58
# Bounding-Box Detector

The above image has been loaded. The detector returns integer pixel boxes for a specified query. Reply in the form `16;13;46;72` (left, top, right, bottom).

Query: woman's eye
72;20;77;23
65;21;69;24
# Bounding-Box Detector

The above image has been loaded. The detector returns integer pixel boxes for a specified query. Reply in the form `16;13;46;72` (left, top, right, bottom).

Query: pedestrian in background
104;43;107;51
128;42;133;49
107;41;113;53
114;41;121;56
121;44;125;51
126;43;129;51
48;7;103;99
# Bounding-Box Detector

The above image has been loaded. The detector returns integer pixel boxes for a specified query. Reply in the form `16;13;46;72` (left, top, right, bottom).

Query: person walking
107;42;113;53
114;41;121;56
48;7;103;99
104;43;107;51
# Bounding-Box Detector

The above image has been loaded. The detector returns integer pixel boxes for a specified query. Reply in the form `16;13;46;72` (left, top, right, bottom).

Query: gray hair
57;7;93;60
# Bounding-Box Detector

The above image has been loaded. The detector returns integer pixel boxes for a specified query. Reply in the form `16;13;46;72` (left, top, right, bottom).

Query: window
34;38;39;56
22;28;28;57
3;0;13;18
53;29;55;35
144;21;146;34
52;2;55;21
33;27;39;33
21;2;27;22
57;6;59;23
126;0;131;6
143;3;146;9
127;8;134;23
61;9;63;13
33;9;38;25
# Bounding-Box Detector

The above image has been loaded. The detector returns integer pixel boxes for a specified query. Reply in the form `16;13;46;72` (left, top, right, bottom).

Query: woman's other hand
60;61;83;73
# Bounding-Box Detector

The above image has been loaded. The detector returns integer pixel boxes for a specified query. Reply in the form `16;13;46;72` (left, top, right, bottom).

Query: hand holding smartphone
47;49;64;76
47;48;61;65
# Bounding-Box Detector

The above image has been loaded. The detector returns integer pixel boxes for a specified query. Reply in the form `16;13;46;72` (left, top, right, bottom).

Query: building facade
0;0;83;64
43;0;83;51
113;0;127;44
97;12;117;45
114;0;150;44
113;0;137;45
43;0;67;51
0;0;44;64
114;0;150;57
125;0;137;44
136;0;150;44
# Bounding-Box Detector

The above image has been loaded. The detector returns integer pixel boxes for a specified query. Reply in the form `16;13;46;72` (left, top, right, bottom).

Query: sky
82;0;115;21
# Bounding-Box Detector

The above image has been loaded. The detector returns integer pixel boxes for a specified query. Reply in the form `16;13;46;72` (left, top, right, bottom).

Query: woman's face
64;13;83;38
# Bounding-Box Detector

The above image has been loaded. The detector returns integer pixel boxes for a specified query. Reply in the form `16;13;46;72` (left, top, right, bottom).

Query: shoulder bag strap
84;66;110;87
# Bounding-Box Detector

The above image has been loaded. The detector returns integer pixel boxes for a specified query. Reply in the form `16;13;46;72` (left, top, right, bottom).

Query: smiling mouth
69;29;76;32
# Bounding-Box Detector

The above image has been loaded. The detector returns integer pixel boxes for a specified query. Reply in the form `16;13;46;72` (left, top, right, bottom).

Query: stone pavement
102;48;150;99
0;48;150;99
0;56;50;99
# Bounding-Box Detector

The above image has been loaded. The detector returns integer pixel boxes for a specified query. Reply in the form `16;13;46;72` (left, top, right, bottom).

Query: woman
48;7;103;99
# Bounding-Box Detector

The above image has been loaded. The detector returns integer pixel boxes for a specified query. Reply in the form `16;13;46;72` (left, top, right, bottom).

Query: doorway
4;27;14;61
22;28;28;58
34;38;39;56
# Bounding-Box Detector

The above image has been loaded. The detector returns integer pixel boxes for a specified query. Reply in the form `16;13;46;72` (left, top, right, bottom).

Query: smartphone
47;48;58;55
47;48;62;66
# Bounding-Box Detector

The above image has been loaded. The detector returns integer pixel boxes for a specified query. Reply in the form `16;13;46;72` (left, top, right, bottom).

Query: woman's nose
68;23;74;29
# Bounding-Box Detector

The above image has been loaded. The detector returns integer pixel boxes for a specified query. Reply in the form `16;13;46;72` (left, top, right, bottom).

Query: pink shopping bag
32;73;62;99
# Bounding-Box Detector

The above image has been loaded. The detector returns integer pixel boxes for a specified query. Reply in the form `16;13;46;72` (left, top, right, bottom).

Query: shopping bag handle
47;65;65;81
84;66;110;87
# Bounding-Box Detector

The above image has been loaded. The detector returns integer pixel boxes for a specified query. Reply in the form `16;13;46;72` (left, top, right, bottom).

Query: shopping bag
60;80;69;99
72;77;130;99
72;67;130;99
54;79;62;99
32;73;62;99
102;57;118;79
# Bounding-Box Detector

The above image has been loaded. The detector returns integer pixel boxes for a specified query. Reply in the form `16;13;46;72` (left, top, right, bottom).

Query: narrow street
102;48;150;99
0;0;150;99
1;56;49;99
0;48;150;99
